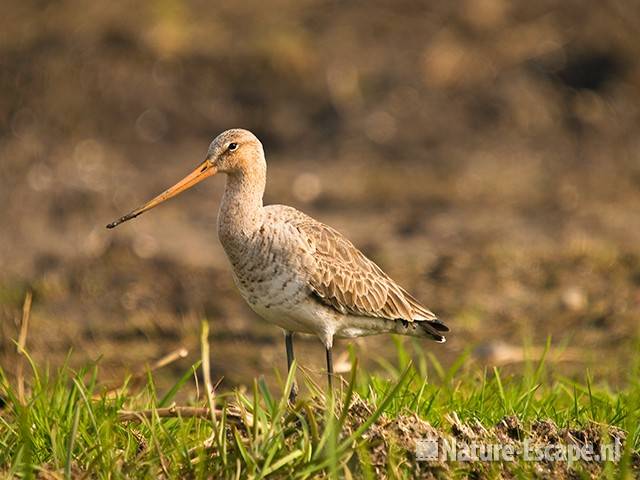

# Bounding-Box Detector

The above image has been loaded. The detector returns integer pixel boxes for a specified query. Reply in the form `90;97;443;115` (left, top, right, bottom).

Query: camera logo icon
416;438;439;461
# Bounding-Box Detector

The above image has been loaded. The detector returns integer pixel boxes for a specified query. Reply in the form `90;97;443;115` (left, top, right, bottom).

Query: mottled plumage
107;128;449;394
290;211;448;337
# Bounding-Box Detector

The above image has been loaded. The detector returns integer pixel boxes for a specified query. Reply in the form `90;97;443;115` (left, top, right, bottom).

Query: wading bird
107;129;449;399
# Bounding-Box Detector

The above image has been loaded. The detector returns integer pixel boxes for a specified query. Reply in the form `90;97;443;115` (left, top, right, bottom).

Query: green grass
1;329;639;479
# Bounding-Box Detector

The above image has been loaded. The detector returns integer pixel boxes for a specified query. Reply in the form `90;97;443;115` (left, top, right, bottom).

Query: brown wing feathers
292;215;448;335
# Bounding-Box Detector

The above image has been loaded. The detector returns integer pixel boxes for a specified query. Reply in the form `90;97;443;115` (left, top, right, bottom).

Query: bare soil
1;0;640;390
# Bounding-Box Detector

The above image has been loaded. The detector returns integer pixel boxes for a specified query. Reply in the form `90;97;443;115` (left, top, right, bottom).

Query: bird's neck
217;169;266;246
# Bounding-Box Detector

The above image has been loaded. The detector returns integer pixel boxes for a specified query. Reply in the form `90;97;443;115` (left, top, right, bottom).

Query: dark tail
419;320;447;343
395;318;448;343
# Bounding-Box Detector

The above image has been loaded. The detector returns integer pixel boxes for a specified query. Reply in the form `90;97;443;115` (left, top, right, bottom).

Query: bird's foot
288;382;299;405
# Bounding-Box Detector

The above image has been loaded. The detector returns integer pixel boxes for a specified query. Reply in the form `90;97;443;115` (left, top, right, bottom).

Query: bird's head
106;128;264;229
205;128;265;175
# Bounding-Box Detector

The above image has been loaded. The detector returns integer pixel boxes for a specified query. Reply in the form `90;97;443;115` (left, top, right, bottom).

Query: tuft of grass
0;330;639;478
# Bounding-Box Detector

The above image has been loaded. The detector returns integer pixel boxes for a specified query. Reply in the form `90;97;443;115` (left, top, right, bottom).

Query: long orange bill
106;159;217;229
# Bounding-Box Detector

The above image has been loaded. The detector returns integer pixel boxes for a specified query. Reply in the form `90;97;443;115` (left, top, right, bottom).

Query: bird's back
259;205;449;339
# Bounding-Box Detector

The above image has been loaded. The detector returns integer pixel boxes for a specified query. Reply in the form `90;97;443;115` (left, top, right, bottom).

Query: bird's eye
228;143;238;151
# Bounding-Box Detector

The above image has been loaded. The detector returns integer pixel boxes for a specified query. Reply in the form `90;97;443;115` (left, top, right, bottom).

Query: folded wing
286;209;448;337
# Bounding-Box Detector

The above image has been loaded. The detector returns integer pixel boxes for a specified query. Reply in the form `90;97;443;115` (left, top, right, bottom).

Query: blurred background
1;0;639;390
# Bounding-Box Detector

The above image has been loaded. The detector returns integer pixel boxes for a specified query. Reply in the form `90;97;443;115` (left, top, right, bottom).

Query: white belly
241;291;399;352
238;276;340;347
249;301;318;334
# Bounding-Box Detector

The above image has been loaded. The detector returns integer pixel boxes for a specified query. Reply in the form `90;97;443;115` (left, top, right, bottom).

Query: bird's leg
326;346;334;391
285;331;298;403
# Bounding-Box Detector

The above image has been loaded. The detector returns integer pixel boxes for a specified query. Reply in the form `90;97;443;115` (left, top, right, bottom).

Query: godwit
107;129;449;396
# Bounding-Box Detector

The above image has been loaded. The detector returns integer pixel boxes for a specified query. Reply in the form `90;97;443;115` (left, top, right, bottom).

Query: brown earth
1;0;640;390
342;398;635;478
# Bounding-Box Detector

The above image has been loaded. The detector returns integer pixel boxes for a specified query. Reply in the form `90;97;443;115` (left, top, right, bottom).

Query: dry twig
16;291;33;405
117;405;235;422
100;347;189;396
201;321;223;450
